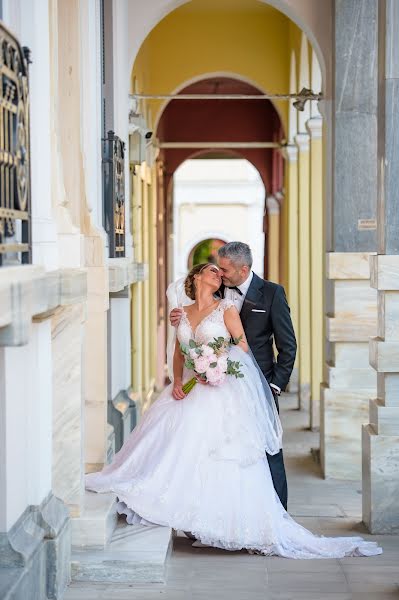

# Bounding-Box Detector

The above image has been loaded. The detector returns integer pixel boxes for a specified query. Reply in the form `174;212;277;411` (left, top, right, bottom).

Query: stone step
71;491;118;548
71;520;174;583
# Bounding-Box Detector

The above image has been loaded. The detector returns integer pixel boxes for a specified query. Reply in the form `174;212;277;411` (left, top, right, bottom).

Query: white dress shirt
224;271;254;312
224;271;281;395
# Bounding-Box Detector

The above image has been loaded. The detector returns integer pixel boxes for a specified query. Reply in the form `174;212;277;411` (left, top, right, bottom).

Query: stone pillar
333;0;378;252
363;0;399;533
322;0;379;478
266;195;280;284
307;117;323;430
141;167;152;404
321;253;377;479
295;133;311;408
131;165;144;407
282;145;299;392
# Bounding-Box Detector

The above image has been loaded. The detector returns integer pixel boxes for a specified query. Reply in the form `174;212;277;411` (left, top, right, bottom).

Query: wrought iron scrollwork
103;130;125;257
0;22;31;266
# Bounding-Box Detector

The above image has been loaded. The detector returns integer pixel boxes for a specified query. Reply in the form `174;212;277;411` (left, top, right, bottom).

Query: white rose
202;345;214;357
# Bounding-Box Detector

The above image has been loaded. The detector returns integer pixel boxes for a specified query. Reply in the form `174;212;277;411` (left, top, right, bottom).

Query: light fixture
292;87;315;112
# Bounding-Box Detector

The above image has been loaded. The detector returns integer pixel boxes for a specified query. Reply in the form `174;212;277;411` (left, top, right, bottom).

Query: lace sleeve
220;299;236;312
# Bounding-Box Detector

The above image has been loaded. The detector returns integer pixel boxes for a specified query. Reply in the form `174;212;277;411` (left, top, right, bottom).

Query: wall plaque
358;219;377;230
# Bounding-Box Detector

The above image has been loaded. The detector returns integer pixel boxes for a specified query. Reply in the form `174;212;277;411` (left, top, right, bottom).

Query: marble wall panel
362;424;399;533
369;399;399;435
51;304;85;516
333;280;377;314
384;79;399;255
326;365;377;390
334;115;377;252
369;338;399;372
371;255;399;290
382;291;399;339
335;0;378;113
378;372;399;406
385;0;399;78
85;311;108;468
334;342;370;367
327;252;373;280
326;316;377;342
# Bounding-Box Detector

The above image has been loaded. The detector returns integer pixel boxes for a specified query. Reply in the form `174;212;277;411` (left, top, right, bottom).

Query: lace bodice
177;299;235;346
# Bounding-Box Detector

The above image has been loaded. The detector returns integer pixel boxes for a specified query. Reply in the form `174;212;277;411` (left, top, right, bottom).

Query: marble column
131;165;144;409
282;145;299;393
307;117;323;430
142;171;152;400
295;133;311;409
363;0;399;533
333;0;378;252
266;195;280;284
321;0;379;479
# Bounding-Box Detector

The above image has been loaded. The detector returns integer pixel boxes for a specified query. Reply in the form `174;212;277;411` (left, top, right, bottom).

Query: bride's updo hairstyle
184;263;212;300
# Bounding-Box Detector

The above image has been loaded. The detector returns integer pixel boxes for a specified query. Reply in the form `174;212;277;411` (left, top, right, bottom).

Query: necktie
227;286;243;296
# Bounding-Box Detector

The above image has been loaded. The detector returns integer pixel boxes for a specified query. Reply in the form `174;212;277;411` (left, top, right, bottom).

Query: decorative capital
280;144;298;163
306;117;323;139
266;195;280;215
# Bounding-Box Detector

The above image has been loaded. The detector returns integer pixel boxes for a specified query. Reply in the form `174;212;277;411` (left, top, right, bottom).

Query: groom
170;241;297;510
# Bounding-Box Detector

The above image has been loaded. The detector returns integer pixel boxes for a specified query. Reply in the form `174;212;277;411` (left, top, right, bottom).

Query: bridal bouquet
180;336;243;394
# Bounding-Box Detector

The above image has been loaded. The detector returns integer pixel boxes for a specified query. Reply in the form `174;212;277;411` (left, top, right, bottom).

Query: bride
86;263;382;558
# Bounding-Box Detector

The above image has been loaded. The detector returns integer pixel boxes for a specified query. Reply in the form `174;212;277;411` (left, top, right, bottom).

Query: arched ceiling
127;0;331;94
132;0;300;131
156;77;284;192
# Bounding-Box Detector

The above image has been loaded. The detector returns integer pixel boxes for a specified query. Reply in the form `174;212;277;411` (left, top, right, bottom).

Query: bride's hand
170;308;183;327
172;379;186;400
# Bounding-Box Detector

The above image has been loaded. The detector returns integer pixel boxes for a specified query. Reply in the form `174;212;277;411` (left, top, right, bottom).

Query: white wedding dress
86;299;382;559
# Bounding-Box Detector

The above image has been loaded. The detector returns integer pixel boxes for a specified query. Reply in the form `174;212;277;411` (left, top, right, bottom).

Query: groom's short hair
218;242;253;268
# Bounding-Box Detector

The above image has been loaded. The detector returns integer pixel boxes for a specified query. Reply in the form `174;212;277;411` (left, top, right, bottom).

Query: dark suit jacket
219;273;297;391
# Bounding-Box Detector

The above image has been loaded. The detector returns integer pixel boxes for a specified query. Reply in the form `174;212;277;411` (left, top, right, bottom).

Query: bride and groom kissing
86;241;382;558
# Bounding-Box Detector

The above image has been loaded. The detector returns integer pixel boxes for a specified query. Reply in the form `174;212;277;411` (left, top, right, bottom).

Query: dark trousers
267;390;288;510
266;449;288;510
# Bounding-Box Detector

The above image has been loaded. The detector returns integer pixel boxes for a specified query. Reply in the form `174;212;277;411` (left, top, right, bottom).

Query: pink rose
194;355;211;373
202;345;215;357
206;365;226;386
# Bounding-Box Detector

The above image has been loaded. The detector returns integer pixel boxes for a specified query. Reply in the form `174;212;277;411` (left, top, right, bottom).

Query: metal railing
0;22;31;266
103;130;125;257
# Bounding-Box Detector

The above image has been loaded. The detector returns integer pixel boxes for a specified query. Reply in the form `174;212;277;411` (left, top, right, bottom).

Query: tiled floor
65;395;399;600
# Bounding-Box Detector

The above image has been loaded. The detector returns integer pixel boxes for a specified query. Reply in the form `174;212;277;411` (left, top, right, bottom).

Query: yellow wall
132;0;298;132
130;1;325;422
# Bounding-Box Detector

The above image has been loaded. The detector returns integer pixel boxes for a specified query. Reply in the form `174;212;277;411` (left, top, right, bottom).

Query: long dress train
86;300;382;559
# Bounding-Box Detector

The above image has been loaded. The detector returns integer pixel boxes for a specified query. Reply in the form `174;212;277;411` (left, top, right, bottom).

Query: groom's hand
170;308;183;327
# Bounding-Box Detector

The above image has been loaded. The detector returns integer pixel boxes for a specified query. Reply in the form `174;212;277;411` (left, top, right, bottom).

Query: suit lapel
240;273;263;324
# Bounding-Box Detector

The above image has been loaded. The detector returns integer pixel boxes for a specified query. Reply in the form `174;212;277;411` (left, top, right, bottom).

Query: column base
362;424;399;533
299;382;310;411
0;493;70;600
71;491;118;548
108;389;136;453
287;367;299;394
321;386;369;479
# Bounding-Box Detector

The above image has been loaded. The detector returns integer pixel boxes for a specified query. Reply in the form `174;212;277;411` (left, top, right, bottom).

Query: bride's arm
224;307;249;352
172;340;186;400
